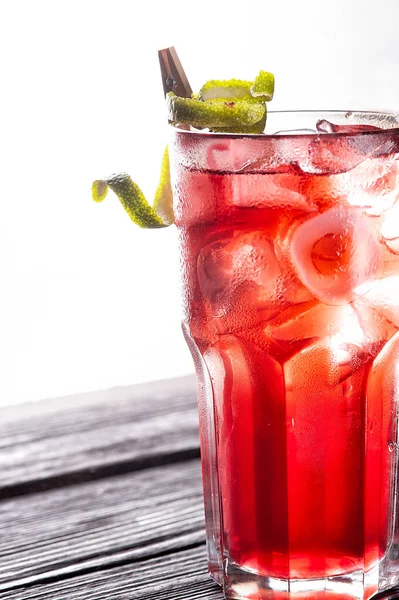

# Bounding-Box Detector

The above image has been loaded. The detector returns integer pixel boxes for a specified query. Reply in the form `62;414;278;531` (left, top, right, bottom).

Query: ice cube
207;139;243;172
353;300;397;349
304;130;391;175
316;119;383;134
278;270;316;305
172;167;218;226
299;156;399;215
268;303;363;345
379;246;399;279
236;302;318;362
316;120;336;134
284;337;368;392
197;231;289;333
381;203;399;254
299;172;346;211
273;128;318;135
198;231;280;298
206;138;299;175
345;157;399;216
354;276;399;329
230;172;315;211
289;205;383;305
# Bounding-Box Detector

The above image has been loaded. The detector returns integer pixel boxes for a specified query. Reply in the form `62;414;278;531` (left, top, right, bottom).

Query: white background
1;0;399;407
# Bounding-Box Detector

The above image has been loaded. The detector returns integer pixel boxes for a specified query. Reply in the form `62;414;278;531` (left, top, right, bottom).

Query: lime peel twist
198;79;254;101
167;92;266;132
198;72;275;103
92;146;173;229
250;70;275;101
92;68;275;228
167;71;274;134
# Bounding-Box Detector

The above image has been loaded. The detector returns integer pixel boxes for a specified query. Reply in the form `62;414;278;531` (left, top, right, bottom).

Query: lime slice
198;79;253;102
167;92;266;130
92;146;173;228
250;70;275;101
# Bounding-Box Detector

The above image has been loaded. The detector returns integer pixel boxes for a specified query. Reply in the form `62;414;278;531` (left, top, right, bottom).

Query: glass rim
171;109;399;141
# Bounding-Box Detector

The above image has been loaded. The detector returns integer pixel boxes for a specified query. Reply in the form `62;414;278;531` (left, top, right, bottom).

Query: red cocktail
171;111;399;599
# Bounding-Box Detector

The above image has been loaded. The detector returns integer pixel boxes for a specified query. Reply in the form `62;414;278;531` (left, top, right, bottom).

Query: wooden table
4;377;399;600
0;376;223;599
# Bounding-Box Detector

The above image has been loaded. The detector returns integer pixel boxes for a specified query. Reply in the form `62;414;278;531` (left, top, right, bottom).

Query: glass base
217;560;389;600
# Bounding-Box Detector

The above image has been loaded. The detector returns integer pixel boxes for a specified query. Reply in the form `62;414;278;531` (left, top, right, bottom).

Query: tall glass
170;111;399;600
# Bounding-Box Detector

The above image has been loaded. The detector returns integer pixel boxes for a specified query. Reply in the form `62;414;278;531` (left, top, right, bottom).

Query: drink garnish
166;92;266;131
169;70;274;132
250;70;275;101
92;146;172;228
198;72;274;103
92;47;275;227
198;78;254;101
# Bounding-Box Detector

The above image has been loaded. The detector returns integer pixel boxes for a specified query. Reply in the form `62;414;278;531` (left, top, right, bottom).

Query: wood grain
0;460;205;589
0;376;222;598
0;376;199;496
1;546;223;599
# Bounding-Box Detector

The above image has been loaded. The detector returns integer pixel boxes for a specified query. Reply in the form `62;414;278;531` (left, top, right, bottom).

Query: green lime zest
211;106;267;133
92;146;173;228
198;79;253;102
197;71;275;103
167;92;266;131
250;70;275;101
153;146;174;224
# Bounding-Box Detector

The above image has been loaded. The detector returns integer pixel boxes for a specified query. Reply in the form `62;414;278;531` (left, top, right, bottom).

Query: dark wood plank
0;460;205;589
1;546;223;599
0;376;198;495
